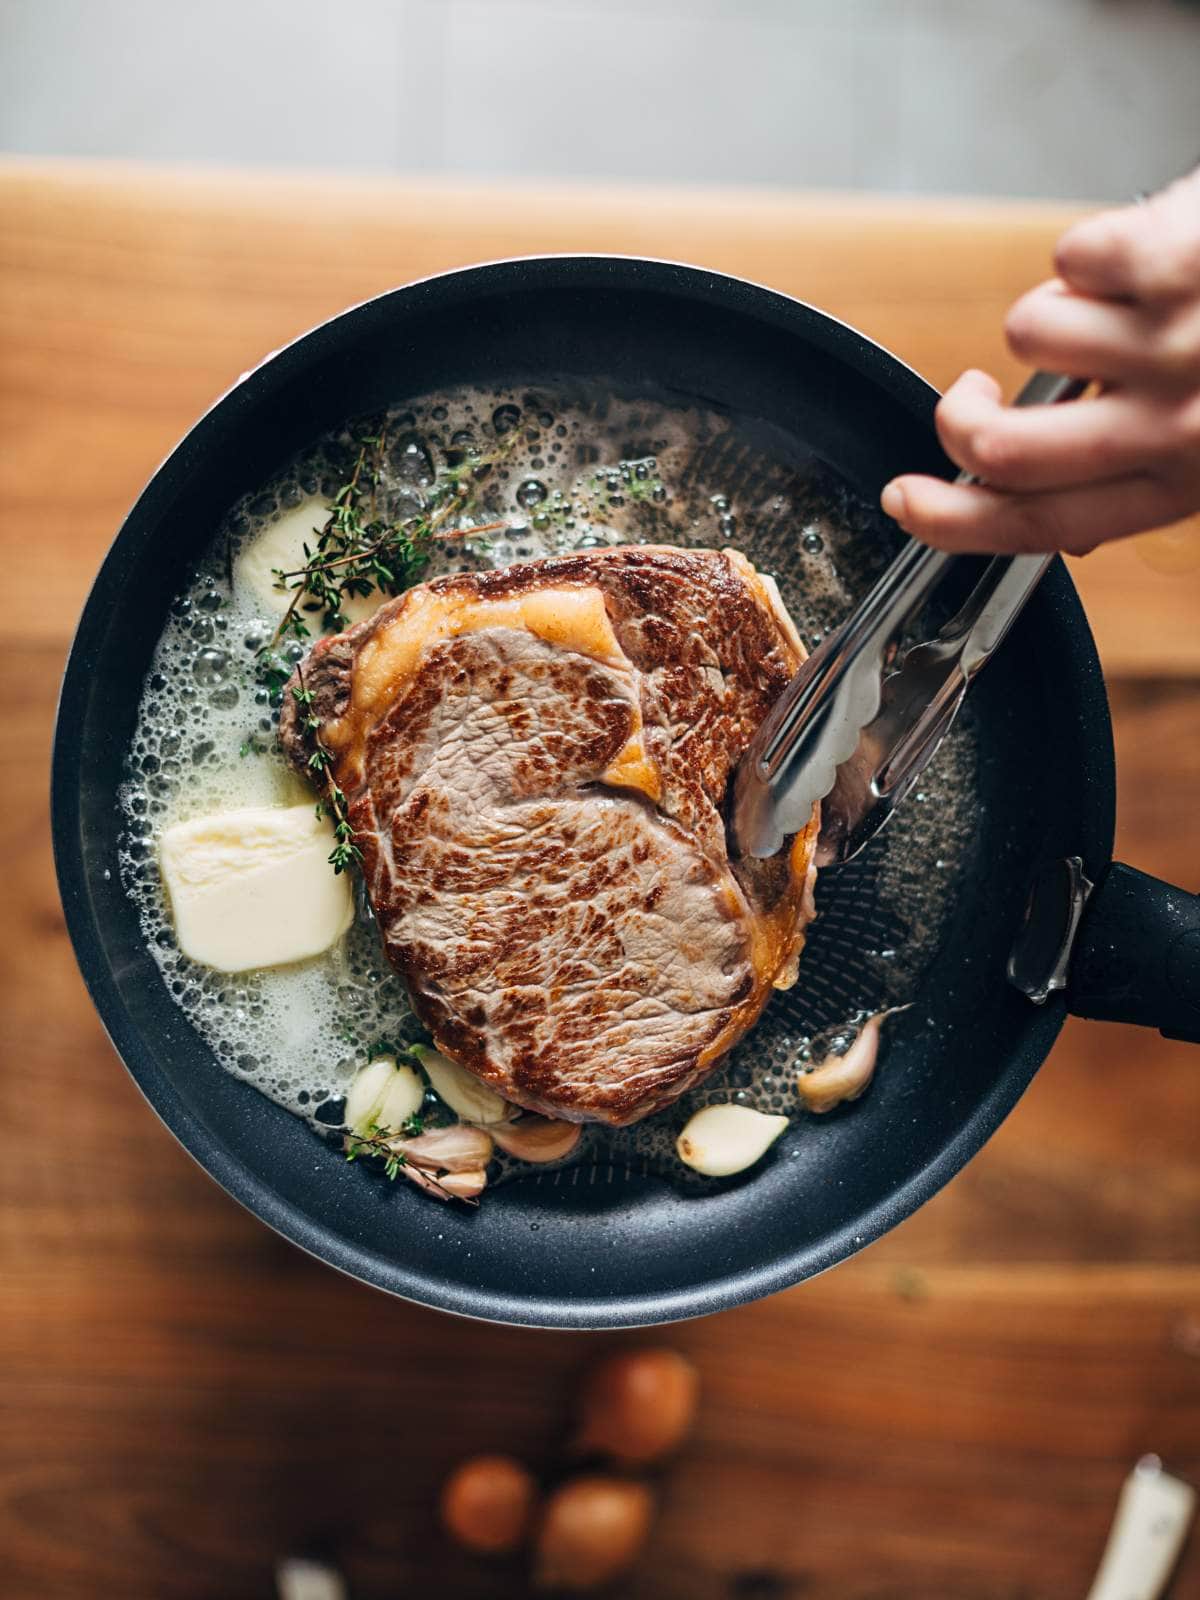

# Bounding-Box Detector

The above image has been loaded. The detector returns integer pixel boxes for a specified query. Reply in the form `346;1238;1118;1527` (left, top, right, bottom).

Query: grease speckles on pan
118;381;979;1191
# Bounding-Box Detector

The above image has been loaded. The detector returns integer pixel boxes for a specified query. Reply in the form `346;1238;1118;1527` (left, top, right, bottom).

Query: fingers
1054;168;1200;304
879;471;1185;557
889;169;1200;557
932;368;1180;491
1004;279;1200;387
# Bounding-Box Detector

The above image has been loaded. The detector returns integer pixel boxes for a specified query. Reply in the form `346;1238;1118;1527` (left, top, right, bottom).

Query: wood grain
2;161;1198;1599
2;160;1199;673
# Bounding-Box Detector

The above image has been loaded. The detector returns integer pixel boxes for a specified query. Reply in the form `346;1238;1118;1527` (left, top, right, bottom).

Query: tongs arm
732;370;1086;862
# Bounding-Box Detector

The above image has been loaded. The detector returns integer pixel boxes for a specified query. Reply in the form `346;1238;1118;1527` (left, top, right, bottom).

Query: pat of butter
234;499;380;626
159;805;354;972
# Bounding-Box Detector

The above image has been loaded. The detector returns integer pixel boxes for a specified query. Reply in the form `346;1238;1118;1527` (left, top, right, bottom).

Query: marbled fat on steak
281;547;818;1125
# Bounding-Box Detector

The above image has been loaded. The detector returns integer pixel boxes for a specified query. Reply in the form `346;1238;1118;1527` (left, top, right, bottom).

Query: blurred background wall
2;0;1199;201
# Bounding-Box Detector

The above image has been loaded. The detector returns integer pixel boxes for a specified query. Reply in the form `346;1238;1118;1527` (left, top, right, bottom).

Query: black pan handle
1067;862;1200;1043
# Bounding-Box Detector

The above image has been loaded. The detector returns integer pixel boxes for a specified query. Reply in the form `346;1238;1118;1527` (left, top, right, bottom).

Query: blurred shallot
533;1476;655;1592
571;1348;699;1467
440;1454;539;1554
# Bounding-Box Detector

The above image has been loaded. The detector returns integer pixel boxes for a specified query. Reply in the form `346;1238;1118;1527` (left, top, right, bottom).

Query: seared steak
281;547;817;1125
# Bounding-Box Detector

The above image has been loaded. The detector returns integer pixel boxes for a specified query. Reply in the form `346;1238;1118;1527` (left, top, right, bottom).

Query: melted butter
121;381;979;1187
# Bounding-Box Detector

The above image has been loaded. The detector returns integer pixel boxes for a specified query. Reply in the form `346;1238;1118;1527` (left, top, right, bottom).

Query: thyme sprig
343;1119;479;1206
254;413;522;865
345;1117;424;1177
269;429;380;655
292;662;362;875
260;419;519;671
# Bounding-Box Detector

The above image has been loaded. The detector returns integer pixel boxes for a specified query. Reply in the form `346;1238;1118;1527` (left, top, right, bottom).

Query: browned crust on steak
281;546;817;1125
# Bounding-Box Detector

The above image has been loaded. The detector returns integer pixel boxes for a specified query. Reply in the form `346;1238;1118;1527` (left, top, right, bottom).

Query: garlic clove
490;1116;582;1164
344;1057;397;1135
396;1123;495;1173
376;1062;426;1129
402;1162;487;1203
400;1163;461;1202
413;1043;513;1126
345;1055;425;1135
436;1168;489;1200
676;1104;789;1177
796;1007;908;1114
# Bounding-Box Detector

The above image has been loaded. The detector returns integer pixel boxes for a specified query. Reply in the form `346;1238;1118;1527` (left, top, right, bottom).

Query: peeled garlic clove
676;1104;789;1177
796;1009;901;1114
413;1043;512;1126
490;1116;582;1163
345;1055;425;1135
344;1057;397;1135
397;1123;495;1173
376;1062;426;1129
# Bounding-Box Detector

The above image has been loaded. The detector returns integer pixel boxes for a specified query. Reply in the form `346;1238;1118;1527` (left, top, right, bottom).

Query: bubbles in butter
119;382;979;1178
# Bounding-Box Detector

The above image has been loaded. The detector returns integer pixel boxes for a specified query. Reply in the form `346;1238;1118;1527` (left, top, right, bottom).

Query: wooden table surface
2;161;1198;1600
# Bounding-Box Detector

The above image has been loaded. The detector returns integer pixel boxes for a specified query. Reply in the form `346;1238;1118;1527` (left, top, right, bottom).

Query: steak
281;546;818;1125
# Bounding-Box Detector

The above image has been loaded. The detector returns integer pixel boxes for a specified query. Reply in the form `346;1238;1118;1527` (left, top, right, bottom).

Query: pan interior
55;262;1104;1325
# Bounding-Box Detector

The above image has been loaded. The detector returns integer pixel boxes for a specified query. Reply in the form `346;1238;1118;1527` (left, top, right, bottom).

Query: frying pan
51;257;1200;1329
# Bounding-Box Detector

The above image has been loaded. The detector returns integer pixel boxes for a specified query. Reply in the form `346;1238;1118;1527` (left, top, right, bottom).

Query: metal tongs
731;370;1086;865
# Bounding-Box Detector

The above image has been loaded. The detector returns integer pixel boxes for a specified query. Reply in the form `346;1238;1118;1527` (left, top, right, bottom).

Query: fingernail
881;481;908;525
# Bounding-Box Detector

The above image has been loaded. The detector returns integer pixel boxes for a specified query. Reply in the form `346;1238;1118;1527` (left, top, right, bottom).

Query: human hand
881;168;1200;555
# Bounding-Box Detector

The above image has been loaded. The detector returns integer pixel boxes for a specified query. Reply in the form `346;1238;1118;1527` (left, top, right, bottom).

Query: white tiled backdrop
2;0;1199;200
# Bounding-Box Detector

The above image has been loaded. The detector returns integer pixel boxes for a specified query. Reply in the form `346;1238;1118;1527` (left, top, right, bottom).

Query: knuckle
1056;212;1126;284
1053;219;1099;281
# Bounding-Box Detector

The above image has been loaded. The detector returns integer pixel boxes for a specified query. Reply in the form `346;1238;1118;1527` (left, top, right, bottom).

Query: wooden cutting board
1;161;1197;1600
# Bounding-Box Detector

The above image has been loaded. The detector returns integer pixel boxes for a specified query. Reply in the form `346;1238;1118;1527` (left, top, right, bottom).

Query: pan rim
50;253;1110;1328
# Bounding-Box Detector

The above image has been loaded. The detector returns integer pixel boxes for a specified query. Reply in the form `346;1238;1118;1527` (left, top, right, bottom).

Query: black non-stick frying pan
51;257;1200;1329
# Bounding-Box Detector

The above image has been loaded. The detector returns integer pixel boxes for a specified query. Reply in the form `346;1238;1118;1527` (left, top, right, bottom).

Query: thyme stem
276;519;509;583
292;661;362;875
268;431;379;654
263;420;521;655
342;1128;480;1206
